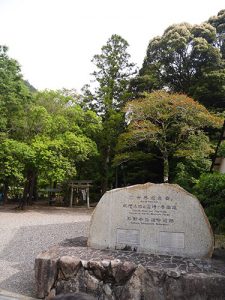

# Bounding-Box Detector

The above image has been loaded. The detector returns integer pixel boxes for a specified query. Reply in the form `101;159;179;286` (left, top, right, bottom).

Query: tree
208;9;225;59
0;139;33;203
0;46;34;204
138;18;225;108
82;34;136;193
0;84;101;206
91;34;136;114
142;23;221;92
0;45;31;138
194;172;225;232
116;91;222;182
18;90;101;203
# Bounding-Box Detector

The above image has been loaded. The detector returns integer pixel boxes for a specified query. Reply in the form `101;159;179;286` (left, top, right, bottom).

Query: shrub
193;172;225;233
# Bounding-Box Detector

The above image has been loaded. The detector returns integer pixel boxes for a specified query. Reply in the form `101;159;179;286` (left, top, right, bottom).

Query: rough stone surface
35;247;59;298
35;237;225;300
88;183;214;258
58;256;81;279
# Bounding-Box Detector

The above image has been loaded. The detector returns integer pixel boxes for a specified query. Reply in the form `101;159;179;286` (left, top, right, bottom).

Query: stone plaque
88;183;214;258
159;231;184;249
117;229;140;245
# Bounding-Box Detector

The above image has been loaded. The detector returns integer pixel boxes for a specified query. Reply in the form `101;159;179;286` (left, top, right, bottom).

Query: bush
193;172;225;233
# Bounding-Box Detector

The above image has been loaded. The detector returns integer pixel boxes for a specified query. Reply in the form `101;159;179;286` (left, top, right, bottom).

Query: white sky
0;0;224;92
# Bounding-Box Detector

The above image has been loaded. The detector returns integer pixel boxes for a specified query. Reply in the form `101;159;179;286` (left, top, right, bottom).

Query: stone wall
35;242;225;300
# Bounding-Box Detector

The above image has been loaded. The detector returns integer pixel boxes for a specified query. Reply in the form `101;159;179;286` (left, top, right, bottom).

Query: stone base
35;237;225;300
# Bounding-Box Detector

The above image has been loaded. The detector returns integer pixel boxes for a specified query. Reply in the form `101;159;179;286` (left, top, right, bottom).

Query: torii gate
69;180;93;209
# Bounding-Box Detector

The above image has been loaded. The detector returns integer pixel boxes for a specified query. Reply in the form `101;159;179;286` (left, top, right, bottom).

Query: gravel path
0;206;92;298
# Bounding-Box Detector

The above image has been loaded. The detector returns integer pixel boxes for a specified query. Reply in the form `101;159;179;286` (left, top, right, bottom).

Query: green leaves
0;68;101;191
140;17;224;107
193;172;225;232
0;139;34;184
116;91;222;181
25;90;100;185
90;34;136;114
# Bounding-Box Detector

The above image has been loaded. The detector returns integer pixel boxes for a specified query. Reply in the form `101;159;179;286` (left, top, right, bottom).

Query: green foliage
141;23;221;92
27;90;101;187
190;69;225;108
194;173;225;233
217;140;225;157
1;11;225;205
0;139;34;184
31;137;76;184
81;34;136;192
0;54;101;201
90;34;136;114
208;10;225;58
138;14;225;108
116;91;222;182
0;45;32;137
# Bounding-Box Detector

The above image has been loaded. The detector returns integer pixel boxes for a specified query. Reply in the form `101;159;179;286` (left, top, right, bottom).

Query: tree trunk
19;169;32;209
3;181;9;204
163;155;169;183
33;174;38;201
101;145;111;194
20;178;29;209
28;171;36;205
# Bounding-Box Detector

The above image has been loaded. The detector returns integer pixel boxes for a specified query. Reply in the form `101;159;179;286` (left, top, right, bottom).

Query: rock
58;256;81;279
101;260;110;268
88;260;106;280
52;292;97;300
81;260;88;269
46;288;56;299
56;277;79;295
114;261;137;284
110;259;122;278
166;269;181;278
35;250;225;300
147;267;166;285
35;248;59;298
103;283;112;296
85;271;100;294
166;272;225;299
120;264;163;300
88;183;214;258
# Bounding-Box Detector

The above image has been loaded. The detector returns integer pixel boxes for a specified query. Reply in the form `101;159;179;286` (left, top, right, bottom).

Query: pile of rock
35;248;225;299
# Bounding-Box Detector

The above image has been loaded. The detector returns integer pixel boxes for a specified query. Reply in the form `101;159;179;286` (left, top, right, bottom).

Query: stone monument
35;183;225;299
88;183;214;258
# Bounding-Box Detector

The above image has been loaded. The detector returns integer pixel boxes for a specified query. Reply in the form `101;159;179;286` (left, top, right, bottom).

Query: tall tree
116;91;222;182
20;90;101;205
91;34;136;114
0;45;31;139
0;139;33;203
208;9;225;58
0;46;32;202
141;23;221;93
137;16;225;108
83;34;136;193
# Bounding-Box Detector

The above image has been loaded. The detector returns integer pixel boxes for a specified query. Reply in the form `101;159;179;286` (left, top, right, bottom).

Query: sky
0;0;224;92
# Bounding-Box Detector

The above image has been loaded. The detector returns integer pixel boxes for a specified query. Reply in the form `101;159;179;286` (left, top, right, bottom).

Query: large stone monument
35;183;225;299
88;183;214;258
